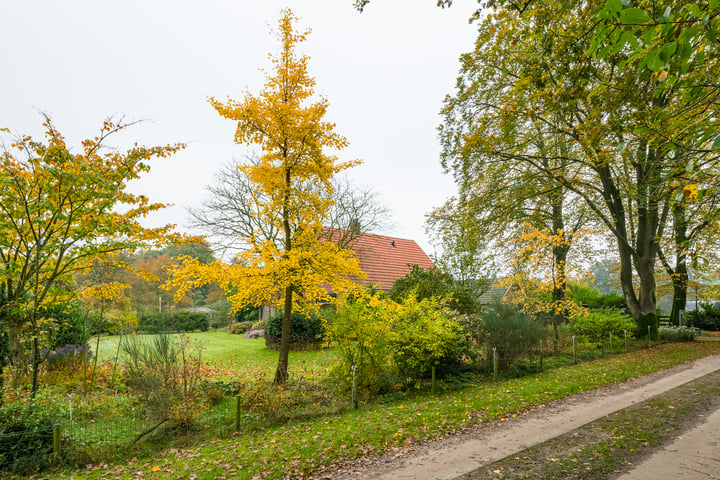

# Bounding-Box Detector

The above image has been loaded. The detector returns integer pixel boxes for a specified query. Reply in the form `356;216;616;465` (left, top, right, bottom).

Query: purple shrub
42;343;94;367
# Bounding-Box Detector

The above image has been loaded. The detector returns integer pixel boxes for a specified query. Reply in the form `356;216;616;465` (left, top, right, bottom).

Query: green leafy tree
389;265;481;314
437;0;720;340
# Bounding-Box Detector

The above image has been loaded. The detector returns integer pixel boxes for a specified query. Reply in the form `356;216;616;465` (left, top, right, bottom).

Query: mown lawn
93;331;339;381
53;340;720;480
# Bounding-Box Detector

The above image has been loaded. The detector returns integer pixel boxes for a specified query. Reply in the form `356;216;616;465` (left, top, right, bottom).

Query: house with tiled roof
258;231;434;319
343;231;435;291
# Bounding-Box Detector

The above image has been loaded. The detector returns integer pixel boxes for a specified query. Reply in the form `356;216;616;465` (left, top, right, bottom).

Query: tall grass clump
121;333;204;437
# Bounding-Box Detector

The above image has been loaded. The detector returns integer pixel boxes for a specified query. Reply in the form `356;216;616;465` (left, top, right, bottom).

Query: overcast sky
1;0;480;256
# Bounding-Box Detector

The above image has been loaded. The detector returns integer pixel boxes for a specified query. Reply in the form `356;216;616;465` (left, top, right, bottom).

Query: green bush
251;319;267;330
138;311;209;333
569;284;626;310
390;297;467;384
571;308;636;352
0;402;57;473
229;321;254;334
265;309;325;351
686;303;720;330
325;295;397;396
172;311;209;332
138;312;167;334
465;301;548;369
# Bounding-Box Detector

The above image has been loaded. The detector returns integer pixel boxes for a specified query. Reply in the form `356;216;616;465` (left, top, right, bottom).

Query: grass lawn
51;340;720;480
92;331;339;381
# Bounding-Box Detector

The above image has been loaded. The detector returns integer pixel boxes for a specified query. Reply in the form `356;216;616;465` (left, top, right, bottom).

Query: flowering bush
244;329;265;339
658;326;702;342
42;343;93;371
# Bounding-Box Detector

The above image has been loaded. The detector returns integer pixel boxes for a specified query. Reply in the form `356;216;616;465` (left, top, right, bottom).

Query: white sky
1;0;480;257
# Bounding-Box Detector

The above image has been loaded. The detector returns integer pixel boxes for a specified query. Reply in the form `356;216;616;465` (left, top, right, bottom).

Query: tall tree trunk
668;201;689;326
551;196;569;347
274;286;292;385
593;142;663;339
275;165;293;386
670;265;688;326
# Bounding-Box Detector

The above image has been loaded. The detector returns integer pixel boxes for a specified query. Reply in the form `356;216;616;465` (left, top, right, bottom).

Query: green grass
52;341;720;480
93;331;338;381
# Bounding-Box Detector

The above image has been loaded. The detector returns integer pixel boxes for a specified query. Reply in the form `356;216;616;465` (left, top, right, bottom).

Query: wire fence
0;392;246;472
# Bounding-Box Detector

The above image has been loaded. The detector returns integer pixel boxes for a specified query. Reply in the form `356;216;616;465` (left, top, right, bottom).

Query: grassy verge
463;369;720;479
47;341;720;480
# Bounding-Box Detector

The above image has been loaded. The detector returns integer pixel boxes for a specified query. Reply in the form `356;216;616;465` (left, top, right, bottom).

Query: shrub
42;343;93;372
138;311;209;333
229;321;254;334
327;294;468;393
251;319;267;330
568;284;626;310
172;311;209;332
137;312;168;334
465;301;548;369
658;326;702;342
390;296;467;384
265;309;325;351
686;302;720;330
325;295;396;395
0;402;57;473
571;308;636;353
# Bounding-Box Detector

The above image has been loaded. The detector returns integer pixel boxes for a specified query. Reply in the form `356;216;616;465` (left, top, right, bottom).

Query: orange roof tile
344;231;435;291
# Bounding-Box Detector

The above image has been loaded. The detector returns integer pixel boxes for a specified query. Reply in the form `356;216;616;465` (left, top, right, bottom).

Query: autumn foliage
0;115;183;395
167;9;363;384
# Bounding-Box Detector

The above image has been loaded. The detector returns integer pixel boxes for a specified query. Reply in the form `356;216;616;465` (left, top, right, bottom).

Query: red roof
345;232;435;291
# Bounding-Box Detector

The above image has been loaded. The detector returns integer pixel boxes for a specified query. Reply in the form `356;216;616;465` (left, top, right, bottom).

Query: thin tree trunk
275;165;293;386
274;286;292;385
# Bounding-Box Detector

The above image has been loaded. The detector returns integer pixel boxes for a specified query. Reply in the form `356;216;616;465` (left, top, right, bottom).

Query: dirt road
616;405;720;479
331;354;720;480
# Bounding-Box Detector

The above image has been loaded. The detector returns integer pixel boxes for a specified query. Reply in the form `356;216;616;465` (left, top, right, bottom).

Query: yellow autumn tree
167;9;362;384
0;115;183;397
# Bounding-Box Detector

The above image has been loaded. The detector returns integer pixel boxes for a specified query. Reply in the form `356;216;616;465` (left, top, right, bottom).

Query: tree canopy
0;115;182;395
437;0;720;335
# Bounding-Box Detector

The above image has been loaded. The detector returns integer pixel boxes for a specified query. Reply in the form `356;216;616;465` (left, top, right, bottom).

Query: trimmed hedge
264;310;325;351
138;311;209;333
